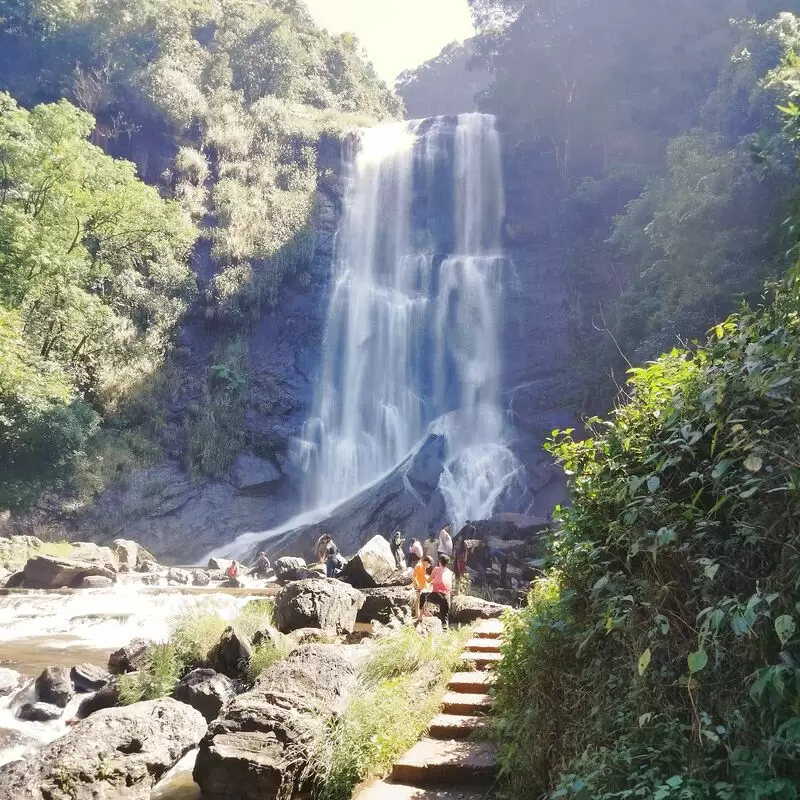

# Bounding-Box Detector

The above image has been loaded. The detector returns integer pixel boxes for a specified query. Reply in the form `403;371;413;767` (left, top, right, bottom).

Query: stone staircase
356;618;504;800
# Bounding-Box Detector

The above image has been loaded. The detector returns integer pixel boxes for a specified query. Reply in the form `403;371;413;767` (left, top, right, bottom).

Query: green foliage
118;642;183;704
494;282;800;797
308;626;471;800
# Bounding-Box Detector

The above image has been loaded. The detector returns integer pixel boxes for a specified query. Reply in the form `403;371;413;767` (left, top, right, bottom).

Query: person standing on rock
412;555;433;619
389;530;405;570
407;537;423;567
423;530;439;562
429;553;454;628
438;523;453;560
325;539;342;579
457;520;477;542
249;551;272;580
315;534;332;564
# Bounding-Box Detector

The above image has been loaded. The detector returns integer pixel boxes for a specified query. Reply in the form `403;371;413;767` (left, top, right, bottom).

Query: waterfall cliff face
296;113;520;530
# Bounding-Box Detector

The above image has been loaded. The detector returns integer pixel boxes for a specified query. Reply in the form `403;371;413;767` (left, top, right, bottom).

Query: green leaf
712;458;734;479
687;649;708;673
704;563;719;580
638;712;653;727
743;454;763;473
593;574;610;591
666;776;683;788
647;475;660;493
638;647;652;675
775;615;796;646
731;613;750;636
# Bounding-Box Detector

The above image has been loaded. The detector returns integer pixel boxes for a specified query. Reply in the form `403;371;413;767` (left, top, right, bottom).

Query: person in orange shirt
412;555;433;620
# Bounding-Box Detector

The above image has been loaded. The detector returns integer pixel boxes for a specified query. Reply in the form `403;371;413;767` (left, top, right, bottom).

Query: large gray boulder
356;586;414;625
112;539;155;572
450;594;509;624
173;668;236;723
17;702;63;722
108;638;149;675
194;645;357;800
213;626;253;679
0;698;207;800
35;666;73;708
339;535;397;588
273;578;364;634
21;555;116;589
75;680;121;719
70;663;111;693
273;556;309;583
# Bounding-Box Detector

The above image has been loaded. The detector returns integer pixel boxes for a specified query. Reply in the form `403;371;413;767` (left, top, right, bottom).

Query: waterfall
297;113;520;530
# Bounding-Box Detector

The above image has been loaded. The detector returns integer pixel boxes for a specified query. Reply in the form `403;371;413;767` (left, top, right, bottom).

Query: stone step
392;738;497;786
460;651;503;670
465;637;501;653
428;713;489;740
473;619;504;639
448;671;494;694
355;780;491;799
441;691;493;716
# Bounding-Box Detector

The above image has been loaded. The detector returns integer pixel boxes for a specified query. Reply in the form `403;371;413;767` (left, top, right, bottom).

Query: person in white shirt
438;523;453;558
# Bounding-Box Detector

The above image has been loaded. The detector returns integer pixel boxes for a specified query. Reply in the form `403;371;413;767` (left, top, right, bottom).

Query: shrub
118;643;183;704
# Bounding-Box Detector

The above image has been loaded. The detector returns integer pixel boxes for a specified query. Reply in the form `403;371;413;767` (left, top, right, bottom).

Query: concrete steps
355;781;491;799
428;713;489;740
447;671;494;694
441;691;493;716
392;738;498;786
354;617;506;799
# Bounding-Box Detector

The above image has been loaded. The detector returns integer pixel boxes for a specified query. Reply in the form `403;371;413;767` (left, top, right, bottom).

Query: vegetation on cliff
0;0;401;507
492;61;800;798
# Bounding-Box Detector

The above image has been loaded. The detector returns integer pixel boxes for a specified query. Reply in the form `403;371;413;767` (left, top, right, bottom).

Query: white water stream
218;114;521;559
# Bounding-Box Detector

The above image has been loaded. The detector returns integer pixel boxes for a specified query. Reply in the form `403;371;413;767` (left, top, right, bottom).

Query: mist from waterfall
296;113;520;530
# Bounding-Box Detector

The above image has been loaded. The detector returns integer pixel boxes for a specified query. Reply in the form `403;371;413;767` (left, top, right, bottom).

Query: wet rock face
230;454;282;492
17;702;63;722
35;666;73;708
0;698;208;800
194;645;357;800
273;578;364;635
173;669;236;723
70;664;111;693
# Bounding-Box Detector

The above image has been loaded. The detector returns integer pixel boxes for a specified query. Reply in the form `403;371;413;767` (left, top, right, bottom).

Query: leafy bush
118;643;183;704
493;284;800;798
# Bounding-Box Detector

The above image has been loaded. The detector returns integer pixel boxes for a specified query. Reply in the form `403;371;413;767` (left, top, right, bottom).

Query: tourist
389;530;405;570
412;555;433;619
423;531;439;561
225;560;239;580
457;519;477;541
428;553;454;628
454;537;469;579
314;534;331;564
249;551;272;579
325;539;342;579
407;537;423;567
438;523;453;559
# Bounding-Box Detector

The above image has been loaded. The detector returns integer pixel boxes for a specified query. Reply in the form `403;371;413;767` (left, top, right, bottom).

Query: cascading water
296;113;520;530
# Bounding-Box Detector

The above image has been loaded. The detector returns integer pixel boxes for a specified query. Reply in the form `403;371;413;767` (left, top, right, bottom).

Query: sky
304;0;475;84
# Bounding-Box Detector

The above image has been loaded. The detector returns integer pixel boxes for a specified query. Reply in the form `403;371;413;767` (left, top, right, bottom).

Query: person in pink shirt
427;554;454;628
407;537;424;567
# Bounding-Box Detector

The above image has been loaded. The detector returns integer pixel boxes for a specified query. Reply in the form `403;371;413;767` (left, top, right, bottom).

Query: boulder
17;702;63;722
108;638;150;675
450;594;509;624
78;575;114;589
213;626;253;680
140;572;161;585
194;646;357;800
192;569;211;586
288;627;338;646
167;567;192;585
0;667;22;697
70;664;111;693
68;542;119;572
112;539;156;572
0;534;44;571
273;556;307;583
21;556;116;589
230;454;282;492
75;680;121;719
416;616;444;635
207;557;232;572
3;570;24;588
35;666;73;708
356;586;414;625
339;535;396;588
173;669;236;723
0;698;207;800
138;559;163;574
380;567;413;587
251;624;284;649
274;579;364;635
0;565;10;587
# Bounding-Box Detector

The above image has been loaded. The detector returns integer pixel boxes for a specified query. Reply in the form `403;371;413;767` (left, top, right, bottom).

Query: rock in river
70;663;111;693
0;698;207;800
194;645;357;800
173;669;236;723
21;555;116;589
108;639;149;675
273;578;364;634
0;668;22;697
17;702;63;722
35;666;73;708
